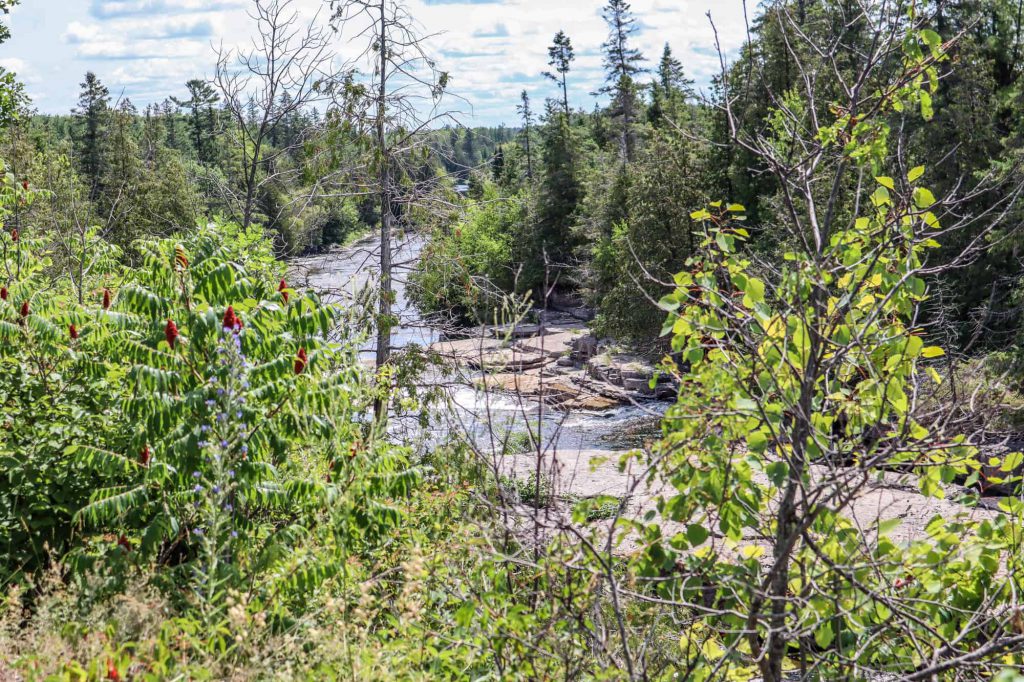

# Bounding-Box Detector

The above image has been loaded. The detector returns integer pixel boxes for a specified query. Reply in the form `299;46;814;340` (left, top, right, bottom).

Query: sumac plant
0;209;421;610
622;17;1024;682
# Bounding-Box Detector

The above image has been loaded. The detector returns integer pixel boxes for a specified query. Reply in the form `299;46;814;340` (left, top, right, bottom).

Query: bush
0;174;420;618
410;184;527;324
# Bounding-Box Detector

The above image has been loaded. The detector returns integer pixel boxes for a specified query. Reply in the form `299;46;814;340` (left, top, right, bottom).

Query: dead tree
213;0;335;231
329;0;458;417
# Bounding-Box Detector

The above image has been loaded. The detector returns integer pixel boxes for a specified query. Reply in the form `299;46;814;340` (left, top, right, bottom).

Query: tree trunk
561;73;569;119
374;0;392;419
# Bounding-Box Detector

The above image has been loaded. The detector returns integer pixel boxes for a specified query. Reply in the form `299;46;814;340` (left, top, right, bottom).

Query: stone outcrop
586;352;676;400
430;336;504;362
517;330;582;358
468;349;551;372
434;321;679;411
479;371;622;411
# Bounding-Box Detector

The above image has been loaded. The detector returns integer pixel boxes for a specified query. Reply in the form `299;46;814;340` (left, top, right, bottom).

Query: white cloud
12;0;750;123
0;57;27;73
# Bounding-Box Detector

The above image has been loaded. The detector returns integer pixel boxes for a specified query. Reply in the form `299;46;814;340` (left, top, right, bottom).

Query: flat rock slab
497;448;999;557
429;336;505;361
480;372;623;411
469;349;551;372
489;323;543;339
516;330;584;358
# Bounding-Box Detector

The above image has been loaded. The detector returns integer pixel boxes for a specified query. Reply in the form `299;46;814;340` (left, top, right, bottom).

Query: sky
2;0;749;126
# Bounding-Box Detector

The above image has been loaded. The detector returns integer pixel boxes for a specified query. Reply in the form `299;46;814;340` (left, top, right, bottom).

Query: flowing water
289;232;665;454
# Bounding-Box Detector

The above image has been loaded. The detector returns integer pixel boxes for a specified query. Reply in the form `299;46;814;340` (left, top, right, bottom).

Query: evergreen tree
173;79;219;163
531;100;582;287
160;98;180;150
657;42;691;95
141;103;162;164
599;0;644;162
649;43;693;127
543;30;575;118
72;71;110;199
491;145;505;181
99;98;145;250
462;127;477;167
516;90;535;180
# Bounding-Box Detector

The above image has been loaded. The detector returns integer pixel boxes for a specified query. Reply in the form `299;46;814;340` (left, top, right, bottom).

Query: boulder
565;394;622;411
479;371;624;411
571;334;599;363
622;376;654;395
654;383;678;400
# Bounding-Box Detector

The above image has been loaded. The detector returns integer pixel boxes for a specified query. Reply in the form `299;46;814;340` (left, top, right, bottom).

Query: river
289;232;666;456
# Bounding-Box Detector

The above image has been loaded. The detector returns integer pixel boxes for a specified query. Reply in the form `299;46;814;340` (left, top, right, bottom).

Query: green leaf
920;90;933;120
686;523;709;547
877;518;902;536
871;186;891;206
455;602;475;627
874;176;895;190
920;346;945;358
744;277;765;304
765;461;788;487
1000;451;1023;473
908;165;925;182
913;187;936;208
920;28;941;49
814;622;835;649
658;294;679;312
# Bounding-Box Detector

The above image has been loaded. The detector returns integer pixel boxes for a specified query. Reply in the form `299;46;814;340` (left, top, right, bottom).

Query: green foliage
411;184;526;323
0;186;419;611
591;129;708;343
10;3;1024;680
0;0;25;129
526;112;584;289
625;24;1024;677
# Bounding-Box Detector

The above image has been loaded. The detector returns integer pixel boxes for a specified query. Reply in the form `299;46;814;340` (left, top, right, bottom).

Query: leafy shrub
624;26;1024;679
410;184;526;324
0;170;422;619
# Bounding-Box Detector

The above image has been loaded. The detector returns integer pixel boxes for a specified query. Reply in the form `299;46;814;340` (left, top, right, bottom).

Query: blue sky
2;0;747;126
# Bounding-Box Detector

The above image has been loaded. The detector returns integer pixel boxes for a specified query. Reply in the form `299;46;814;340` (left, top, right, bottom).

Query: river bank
287;232;1017;566
288;232;674;453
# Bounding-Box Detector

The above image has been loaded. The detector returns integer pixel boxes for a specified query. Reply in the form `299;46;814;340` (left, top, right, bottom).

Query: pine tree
462;128;477;167
173;79;219;163
160;98;179;150
516;90;535;180
599;0;644;162
72;71;110;199
649;43;693;127
532;100;581;285
100;98;143;250
141;104;162;164
543;30;575;118
491;145;505;182
657;43;691;95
